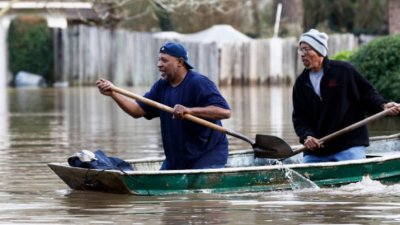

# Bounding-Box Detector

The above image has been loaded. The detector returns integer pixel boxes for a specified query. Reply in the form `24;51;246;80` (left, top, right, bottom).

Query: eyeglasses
297;47;313;55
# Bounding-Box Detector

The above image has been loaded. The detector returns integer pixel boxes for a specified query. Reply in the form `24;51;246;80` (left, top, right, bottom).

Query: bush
331;50;353;61
349;35;400;101
8;16;53;85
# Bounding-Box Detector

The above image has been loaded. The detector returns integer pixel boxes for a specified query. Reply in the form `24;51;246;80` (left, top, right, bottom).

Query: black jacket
292;58;387;156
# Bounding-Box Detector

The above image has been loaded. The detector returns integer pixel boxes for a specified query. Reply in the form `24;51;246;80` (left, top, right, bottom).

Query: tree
90;0;276;37
302;0;388;35
388;0;400;34
8;16;53;84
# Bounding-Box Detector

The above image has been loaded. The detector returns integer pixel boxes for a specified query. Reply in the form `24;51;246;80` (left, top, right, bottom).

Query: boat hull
48;134;400;195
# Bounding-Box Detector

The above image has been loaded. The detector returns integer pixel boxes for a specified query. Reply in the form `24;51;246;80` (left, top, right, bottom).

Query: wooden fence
53;25;358;86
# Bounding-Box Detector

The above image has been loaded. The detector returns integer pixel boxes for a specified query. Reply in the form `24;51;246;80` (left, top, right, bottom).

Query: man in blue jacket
293;29;400;163
97;42;231;170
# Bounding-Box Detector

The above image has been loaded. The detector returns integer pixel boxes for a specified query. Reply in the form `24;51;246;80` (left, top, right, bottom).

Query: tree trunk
280;0;304;36
389;0;400;34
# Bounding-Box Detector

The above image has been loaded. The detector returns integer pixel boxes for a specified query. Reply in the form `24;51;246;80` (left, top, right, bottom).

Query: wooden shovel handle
111;86;227;133
292;108;396;154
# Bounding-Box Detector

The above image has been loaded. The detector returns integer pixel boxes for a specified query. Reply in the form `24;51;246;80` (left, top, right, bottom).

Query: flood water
1;85;400;224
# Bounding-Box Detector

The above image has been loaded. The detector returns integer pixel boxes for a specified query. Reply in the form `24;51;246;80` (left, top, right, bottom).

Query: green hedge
331;50;353;61
8;16;53;85
349;35;400;101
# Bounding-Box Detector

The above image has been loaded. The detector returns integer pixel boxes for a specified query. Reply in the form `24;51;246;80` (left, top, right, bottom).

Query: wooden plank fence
53;25;358;86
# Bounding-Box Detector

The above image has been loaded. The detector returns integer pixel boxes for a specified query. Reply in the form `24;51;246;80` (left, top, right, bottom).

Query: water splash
332;175;400;196
284;168;320;190
274;160;320;190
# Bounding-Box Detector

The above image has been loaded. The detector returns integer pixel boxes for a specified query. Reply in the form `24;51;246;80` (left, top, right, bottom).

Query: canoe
48;133;400;195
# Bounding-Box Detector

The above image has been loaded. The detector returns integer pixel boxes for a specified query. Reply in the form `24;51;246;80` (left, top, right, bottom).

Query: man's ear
177;58;185;67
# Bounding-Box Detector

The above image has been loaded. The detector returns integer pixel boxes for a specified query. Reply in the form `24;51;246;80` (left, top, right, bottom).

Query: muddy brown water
1;86;400;224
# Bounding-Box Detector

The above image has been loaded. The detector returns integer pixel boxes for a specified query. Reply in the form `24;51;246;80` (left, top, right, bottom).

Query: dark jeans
303;146;366;163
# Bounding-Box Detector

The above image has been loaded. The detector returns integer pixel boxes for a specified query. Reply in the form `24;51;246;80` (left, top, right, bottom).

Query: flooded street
1;86;400;224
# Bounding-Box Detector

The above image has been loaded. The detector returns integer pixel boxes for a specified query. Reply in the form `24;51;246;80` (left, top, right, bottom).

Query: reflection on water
0;18;8;151
220;85;296;149
1;86;400;224
0;87;7;150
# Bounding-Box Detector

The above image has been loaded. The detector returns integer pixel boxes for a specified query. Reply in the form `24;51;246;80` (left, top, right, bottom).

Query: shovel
111;86;293;158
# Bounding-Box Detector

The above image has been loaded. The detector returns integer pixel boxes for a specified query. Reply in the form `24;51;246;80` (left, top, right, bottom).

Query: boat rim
48;152;400;175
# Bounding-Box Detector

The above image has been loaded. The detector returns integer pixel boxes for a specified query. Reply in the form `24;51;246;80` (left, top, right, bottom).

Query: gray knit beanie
299;29;329;57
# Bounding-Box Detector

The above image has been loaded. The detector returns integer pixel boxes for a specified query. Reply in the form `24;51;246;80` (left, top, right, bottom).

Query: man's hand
96;78;114;96
304;136;324;151
383;102;400;116
172;104;191;120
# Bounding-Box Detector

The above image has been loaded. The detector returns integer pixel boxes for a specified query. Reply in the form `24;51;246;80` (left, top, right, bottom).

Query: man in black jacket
293;29;400;163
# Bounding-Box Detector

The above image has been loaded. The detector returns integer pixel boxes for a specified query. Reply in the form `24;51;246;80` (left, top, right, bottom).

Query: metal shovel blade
253;134;294;159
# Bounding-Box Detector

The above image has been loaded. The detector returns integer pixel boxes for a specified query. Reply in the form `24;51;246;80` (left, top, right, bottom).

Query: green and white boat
48;133;400;195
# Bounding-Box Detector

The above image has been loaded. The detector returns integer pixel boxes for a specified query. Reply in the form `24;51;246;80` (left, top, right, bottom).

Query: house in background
0;0;102;28
0;0;106;87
